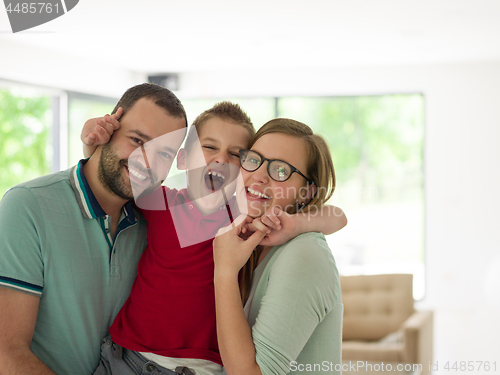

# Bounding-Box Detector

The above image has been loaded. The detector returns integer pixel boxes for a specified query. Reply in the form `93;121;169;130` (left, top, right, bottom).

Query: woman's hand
213;221;268;276
81;107;123;147
243;206;300;247
214;222;265;375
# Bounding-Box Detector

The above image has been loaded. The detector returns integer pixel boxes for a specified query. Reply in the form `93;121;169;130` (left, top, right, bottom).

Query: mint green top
244;232;343;375
0;161;147;375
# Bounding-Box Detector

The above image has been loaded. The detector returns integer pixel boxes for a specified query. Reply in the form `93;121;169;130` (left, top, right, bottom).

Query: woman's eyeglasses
239;149;313;183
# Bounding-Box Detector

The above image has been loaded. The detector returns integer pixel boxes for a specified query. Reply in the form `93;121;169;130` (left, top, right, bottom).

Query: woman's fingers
244;227;268;250
214;221;265;272
260;214;281;231
260;206;282;230
252;218;271;234
241;215;255;234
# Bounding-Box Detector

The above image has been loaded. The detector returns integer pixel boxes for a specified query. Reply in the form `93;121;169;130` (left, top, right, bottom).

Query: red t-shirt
110;187;237;365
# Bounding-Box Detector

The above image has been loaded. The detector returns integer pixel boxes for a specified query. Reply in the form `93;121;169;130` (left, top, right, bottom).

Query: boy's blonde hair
184;102;255;151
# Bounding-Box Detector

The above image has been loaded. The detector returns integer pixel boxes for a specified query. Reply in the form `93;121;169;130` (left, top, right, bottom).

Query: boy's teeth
129;168;147;181
247;187;270;199
208;171;225;180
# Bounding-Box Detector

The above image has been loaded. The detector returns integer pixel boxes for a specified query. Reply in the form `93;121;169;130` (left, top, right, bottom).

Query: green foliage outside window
0;89;52;199
68;97;117;166
278;95;424;204
278;95;425;298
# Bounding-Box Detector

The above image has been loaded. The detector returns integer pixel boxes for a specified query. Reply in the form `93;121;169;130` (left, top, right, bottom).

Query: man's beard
98;143;133;200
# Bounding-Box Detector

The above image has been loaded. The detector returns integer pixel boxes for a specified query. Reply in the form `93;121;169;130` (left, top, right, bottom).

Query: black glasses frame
239;149;313;183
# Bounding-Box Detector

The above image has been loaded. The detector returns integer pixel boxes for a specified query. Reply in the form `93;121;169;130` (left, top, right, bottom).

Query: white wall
0;39;146;97
179;63;500;369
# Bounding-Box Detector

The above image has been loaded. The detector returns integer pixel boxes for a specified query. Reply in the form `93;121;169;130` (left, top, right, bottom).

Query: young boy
82;102;347;375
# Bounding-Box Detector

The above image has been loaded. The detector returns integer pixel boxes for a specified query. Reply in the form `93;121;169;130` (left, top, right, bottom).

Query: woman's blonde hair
240;118;336;304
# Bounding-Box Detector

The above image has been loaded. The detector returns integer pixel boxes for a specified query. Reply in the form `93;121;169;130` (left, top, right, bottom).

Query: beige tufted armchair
341;274;433;375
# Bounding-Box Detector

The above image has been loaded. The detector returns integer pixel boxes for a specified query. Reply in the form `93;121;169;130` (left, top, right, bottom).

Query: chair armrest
401;310;433;374
403;310;433;331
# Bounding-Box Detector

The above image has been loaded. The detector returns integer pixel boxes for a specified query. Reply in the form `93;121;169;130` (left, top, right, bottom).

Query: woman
214;118;343;375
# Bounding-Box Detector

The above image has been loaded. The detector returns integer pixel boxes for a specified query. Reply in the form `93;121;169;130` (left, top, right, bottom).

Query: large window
0;86;54;199
0;88;425;297
278;95;425;299
0;85;117;200
67;93;118;166
182;95;425;298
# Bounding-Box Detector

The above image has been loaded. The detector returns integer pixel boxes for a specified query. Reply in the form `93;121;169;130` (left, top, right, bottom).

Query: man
0;83;187;375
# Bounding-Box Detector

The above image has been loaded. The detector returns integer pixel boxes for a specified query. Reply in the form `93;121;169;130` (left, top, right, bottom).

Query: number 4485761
6;3;60;14
443;361;497;372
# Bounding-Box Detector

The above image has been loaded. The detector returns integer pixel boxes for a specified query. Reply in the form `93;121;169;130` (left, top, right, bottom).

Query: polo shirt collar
168;188;240;234
70;159;136;222
168;188;239;247
174;188;238;221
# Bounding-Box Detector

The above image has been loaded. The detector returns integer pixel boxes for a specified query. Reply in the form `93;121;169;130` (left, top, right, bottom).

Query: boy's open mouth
204;170;226;192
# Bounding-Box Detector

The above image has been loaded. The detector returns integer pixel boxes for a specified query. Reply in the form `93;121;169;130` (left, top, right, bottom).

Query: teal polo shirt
0;160;147;375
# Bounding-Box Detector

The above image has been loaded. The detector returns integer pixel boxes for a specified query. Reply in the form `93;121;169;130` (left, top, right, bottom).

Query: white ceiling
1;0;500;73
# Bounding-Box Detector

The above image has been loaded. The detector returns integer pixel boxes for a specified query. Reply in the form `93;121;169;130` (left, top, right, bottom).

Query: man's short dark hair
112;83;187;127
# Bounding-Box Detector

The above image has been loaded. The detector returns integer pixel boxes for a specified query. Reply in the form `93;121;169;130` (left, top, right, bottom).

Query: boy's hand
244;206;300;247
81;107;123;147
